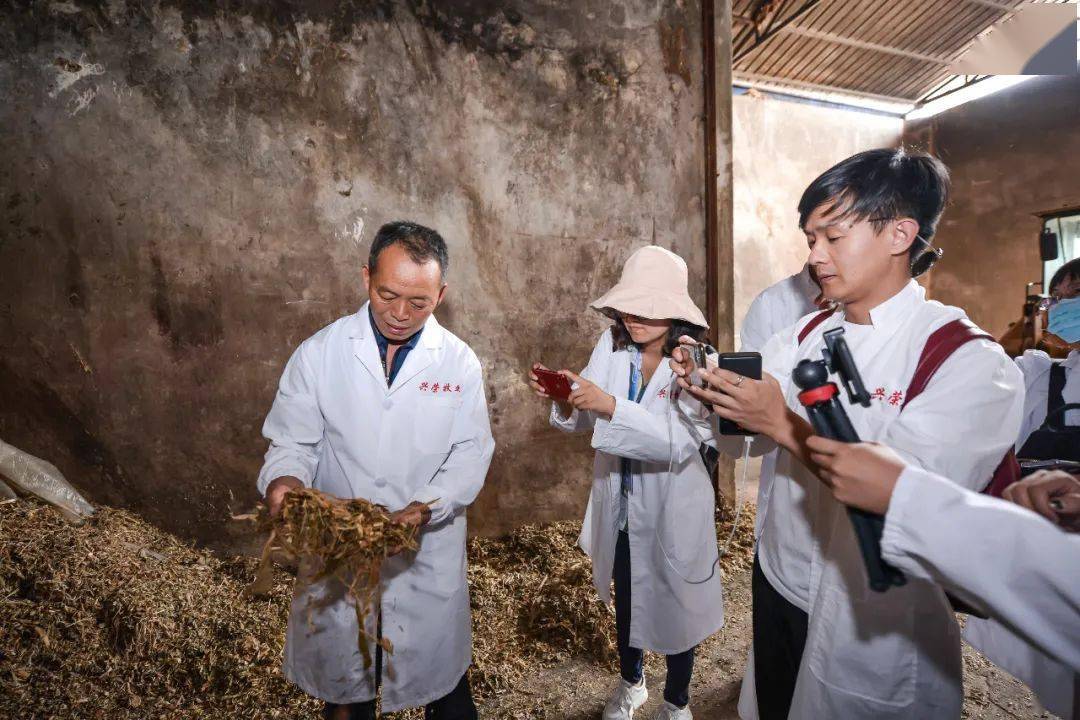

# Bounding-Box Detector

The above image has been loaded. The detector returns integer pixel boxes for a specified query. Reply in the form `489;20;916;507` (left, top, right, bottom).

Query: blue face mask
1047;296;1080;343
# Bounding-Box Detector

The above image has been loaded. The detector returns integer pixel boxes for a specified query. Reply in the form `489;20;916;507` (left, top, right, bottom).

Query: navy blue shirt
369;307;424;386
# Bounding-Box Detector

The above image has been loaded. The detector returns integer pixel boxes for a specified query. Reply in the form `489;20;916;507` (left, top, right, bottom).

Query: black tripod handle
805;400;907;592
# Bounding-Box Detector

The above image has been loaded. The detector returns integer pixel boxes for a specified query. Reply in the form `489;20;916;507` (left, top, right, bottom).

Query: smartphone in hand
718;352;762;435
534;367;573;400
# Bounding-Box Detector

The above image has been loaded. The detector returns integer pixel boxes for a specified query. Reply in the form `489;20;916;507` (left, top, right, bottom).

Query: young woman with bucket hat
528;245;725;720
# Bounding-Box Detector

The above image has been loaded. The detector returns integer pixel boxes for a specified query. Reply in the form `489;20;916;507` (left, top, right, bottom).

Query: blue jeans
613;530;695;708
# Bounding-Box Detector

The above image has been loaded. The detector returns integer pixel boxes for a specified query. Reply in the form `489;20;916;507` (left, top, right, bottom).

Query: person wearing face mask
527;246;724;720
1015;257;1080;462
672;148;1025;720
962;256;1080;720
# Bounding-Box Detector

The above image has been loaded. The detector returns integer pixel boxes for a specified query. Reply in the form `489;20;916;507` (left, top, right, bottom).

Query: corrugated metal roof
731;0;1070;103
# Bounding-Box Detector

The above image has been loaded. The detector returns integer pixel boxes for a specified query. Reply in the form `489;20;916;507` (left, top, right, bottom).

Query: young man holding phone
673;148;1025;719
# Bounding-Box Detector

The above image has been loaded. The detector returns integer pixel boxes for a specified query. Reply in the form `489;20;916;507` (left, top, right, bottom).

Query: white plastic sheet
0;438;94;519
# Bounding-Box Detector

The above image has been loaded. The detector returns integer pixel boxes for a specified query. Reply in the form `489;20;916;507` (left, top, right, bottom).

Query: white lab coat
882;466;1080;718
739;264;821;354
1014;348;1080;448
256;304;494;712
962;347;1080;720
737;265;820;720
725;281;1024;719
550;329;725;655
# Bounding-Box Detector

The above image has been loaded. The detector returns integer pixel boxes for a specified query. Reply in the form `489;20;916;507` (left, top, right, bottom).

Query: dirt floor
475;567;1057;720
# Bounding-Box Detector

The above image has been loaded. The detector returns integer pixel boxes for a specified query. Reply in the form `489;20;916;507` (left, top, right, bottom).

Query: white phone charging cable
667;378;752;564
719;435;752;558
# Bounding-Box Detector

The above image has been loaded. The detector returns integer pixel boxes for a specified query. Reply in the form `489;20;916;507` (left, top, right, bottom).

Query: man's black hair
797;148;952;252
368;221;449;278
1049;256;1080;296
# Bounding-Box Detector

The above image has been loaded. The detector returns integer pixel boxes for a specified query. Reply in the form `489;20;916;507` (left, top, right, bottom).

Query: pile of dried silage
717;501;757;578
0;501;319;719
0;497;756;717
465;501;757;698
467;521;618;697
249;488;419;669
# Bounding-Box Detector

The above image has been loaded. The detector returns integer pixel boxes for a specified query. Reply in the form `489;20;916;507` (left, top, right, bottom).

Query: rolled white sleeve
408;361;495;526
882;339;1025;490
257;342;323;496
881;466;1080;670
1014;350;1053;451
550;399;595;433
590;391;710;465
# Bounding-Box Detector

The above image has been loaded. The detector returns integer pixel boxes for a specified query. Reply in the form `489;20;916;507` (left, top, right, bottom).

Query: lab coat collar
349;303;445;394
349;302;445;348
851;279;924;331
644;361;675;405
612;345;675;407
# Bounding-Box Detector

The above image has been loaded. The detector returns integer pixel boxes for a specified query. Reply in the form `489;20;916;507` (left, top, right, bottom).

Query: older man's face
362;243;446;342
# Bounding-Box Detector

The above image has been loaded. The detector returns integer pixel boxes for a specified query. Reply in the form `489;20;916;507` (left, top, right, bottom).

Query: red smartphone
534;367;573;400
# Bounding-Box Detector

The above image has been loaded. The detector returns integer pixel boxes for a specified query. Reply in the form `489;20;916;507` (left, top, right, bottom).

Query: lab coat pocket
808;586;917;707
413;397;462;453
655;474;717;583
412;522;466;599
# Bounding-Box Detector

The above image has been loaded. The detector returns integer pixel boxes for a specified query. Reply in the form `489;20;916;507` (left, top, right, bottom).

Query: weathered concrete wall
905;76;1080;338
732;92;901;345
0;1;719;549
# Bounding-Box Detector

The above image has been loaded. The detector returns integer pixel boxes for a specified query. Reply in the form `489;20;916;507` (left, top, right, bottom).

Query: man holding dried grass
257;221;494;720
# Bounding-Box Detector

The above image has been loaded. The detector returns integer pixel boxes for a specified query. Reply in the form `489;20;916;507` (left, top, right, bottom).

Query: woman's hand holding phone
669;335;699;388
1003;471;1080;531
528;363;553;397
529;363;575;417
561;370;616;420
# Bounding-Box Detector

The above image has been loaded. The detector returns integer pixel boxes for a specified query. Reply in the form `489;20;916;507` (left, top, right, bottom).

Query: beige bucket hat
590;245;709;329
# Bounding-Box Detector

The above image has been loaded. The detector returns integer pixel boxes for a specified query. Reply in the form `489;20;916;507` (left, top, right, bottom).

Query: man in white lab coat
736;264;821;720
675;148;1025;719
257;221;495;720
739;264;823;354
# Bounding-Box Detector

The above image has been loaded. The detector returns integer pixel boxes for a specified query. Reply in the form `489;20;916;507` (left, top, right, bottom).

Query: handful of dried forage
248;488;419;668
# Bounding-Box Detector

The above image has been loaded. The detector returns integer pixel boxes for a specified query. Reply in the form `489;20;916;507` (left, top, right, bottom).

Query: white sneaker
652;700;692;720
603;677;648;720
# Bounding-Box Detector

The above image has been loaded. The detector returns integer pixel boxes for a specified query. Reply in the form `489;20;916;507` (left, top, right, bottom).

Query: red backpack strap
901;318;1019;495
900;319;994;409
797;309;836;345
985;450;1021;498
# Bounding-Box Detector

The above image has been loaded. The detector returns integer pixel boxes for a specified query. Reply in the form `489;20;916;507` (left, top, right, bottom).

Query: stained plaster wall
732;91;902;347
905;76;1080;338
0;0;722;549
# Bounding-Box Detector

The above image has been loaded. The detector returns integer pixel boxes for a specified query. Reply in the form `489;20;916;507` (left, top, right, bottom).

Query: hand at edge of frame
806;436;905;515
1003;471;1080;532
